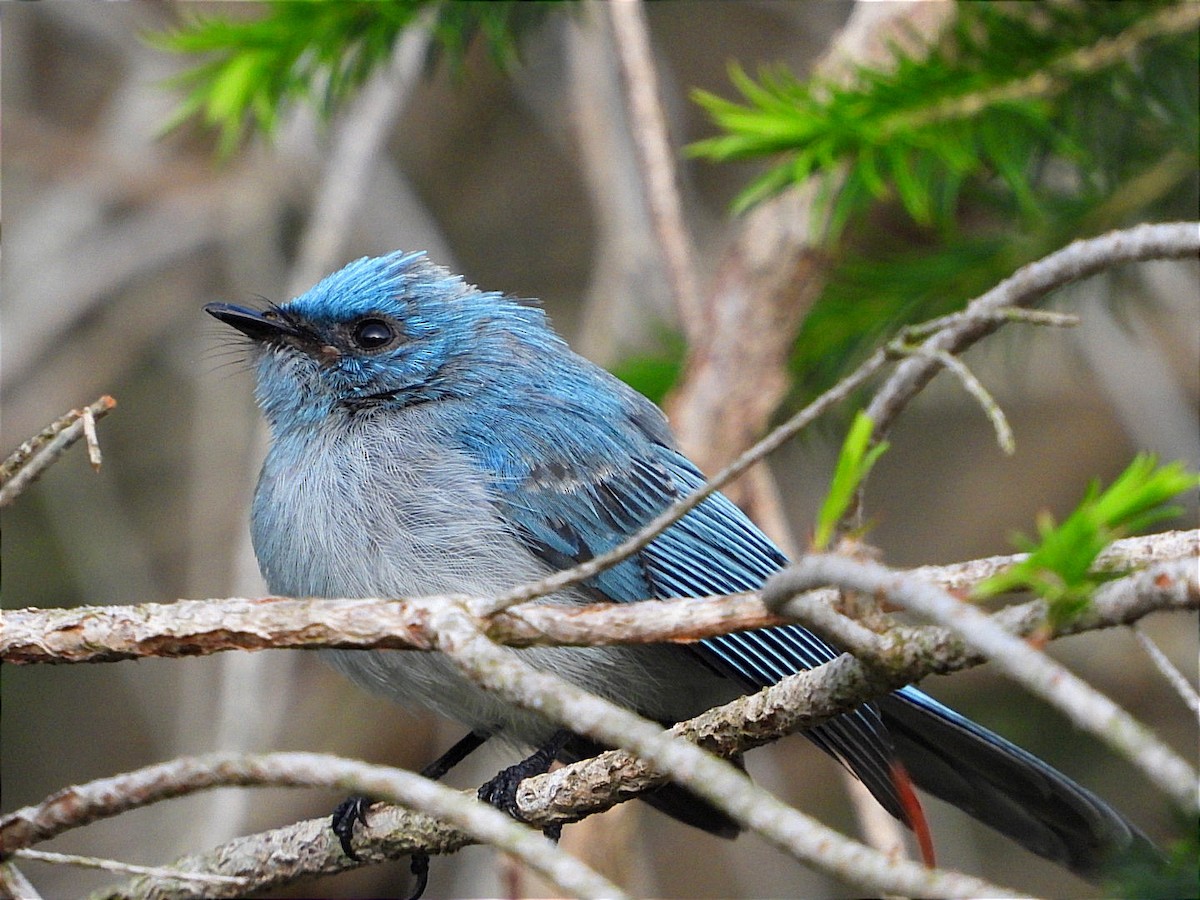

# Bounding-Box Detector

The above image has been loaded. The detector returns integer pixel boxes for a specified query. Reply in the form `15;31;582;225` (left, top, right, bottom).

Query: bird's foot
329;732;490;898
331;795;372;860
406;853;430;900
478;731;570;839
331;795;430;899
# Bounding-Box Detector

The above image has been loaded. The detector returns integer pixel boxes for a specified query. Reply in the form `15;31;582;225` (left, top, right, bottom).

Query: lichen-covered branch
2;753;623;900
4;530;1194;665
4;552;1193;897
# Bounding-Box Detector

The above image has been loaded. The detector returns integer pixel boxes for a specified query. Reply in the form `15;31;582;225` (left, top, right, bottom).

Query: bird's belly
324;639;743;746
253;424;741;743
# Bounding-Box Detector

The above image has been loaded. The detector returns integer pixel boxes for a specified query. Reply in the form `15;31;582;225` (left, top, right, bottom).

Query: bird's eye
352;318;396;350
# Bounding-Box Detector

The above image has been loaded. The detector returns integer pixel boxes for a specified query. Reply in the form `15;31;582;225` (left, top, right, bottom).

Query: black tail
881;686;1154;880
565;686;1155;880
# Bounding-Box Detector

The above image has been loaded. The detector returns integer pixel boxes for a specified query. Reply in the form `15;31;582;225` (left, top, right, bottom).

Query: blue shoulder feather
459;372;906;819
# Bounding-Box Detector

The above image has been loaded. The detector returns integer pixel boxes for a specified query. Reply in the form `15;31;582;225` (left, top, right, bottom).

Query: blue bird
208;250;1145;884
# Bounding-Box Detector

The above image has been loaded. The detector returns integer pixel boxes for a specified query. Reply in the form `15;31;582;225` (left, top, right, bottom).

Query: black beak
204;303;295;343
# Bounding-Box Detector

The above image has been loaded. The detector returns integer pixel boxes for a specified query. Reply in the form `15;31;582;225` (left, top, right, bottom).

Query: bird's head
206;251;553;430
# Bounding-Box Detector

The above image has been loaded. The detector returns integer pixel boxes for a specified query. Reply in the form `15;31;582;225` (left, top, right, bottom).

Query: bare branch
2;753;623;900
7;554;1192;896
824;221;1200;536
0;595;440;665
0;396;117;508
516;553;1199;825
896;346;1015;454
13;851;246;889
899;306;1082;339
764;555;1200;815
4;530;1194;665
866;221;1200;438
0;861;43;900
427;604;1022;899
1132;624;1200;714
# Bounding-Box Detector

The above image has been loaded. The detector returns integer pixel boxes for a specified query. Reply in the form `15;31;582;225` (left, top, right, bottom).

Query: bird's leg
418;729;492;781
478;729;572;840
403;730;491;899
331;729;491;900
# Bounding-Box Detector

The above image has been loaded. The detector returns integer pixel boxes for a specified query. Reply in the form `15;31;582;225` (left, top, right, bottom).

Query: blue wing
466;393;906;820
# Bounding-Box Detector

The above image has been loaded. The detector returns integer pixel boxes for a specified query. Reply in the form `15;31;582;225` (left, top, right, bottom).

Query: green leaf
975;454;1199;625
147;0;561;155
812;411;889;551
688;0;1199;237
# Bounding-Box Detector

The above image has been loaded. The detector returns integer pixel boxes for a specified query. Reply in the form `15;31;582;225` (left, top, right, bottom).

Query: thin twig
898;345;1015;454
6;559;1191;894
516;574;1191;830
845;221;1200;534
899;306;1080;340
13;851;246;887
866;222;1200;439
1131;624;1200;714
764;555;1200;815
0;862;42;900
0;396;116;508
7;754;622;900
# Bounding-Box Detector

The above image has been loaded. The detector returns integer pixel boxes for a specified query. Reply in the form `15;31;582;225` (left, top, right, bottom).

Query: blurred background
3;2;1197;898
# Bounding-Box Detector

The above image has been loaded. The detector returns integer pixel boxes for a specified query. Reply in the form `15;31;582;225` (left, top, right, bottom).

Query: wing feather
476;404;905;819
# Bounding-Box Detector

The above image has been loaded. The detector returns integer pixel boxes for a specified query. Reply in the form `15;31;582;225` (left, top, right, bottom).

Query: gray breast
252;407;741;743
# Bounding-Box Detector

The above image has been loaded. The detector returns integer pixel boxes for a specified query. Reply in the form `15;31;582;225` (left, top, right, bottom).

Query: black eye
352;317;395;350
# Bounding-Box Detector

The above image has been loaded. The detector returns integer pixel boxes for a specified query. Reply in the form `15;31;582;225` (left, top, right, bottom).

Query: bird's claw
331;795;372;860
331;795;431;899
478;750;563;840
406;853;430;900
477;762;532;818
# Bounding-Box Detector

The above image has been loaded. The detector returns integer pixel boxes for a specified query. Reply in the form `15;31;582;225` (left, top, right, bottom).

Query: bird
207;249;1147;886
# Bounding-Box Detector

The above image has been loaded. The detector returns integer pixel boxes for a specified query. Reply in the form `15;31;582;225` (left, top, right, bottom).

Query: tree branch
1131;624;1200;713
606;0;702;337
12;850;246;890
426;603;1022;899
4;530;1193;665
865;221;1200;439
3;754;623;900
764;555;1200;815
512;554;1198;829
4;546;1193;897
